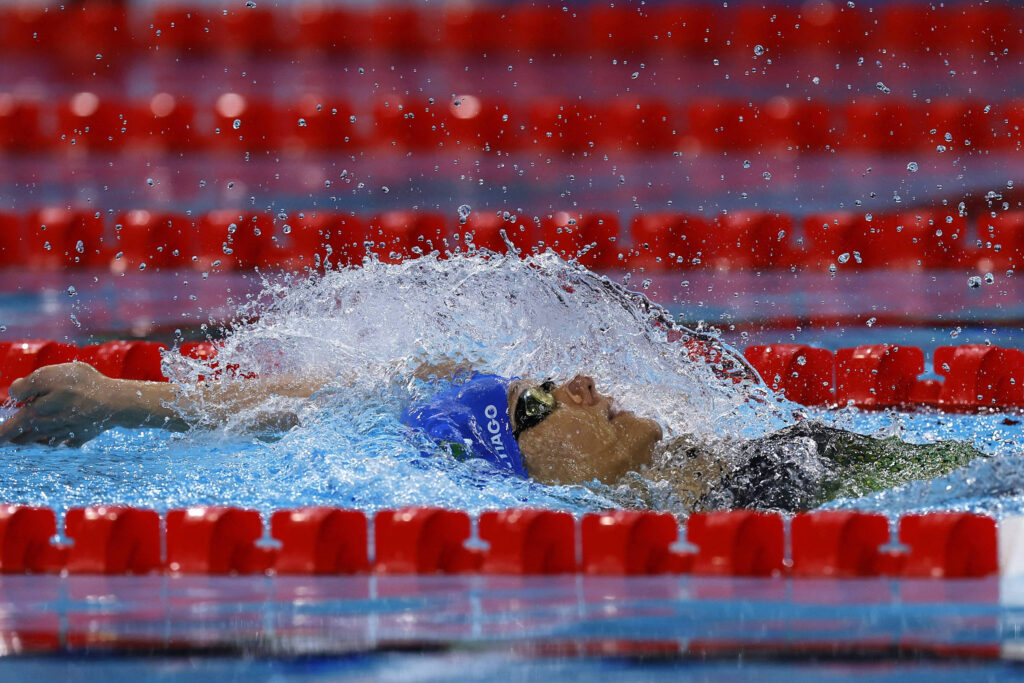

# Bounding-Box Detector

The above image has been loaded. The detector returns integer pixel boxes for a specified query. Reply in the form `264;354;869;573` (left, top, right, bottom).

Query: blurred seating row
0;92;1012;154
0;207;1018;272
0;2;1017;61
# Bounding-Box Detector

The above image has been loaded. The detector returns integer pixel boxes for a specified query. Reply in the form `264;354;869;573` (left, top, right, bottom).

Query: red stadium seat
600;98;677;152
798;1;867;55
439;6;510;55
56;92;136;152
206;6;283;56
209;93;279;152
372;96;448;150
730;4;802;58
138;92;199;151
528;99;599;154
0;213;23;266
113;210;195;272
875;4;948;56
0;95;47;153
919;99;994;151
55;3;130;66
444;97;523;152
144;6;214;55
684;99;763;151
506;5;582;56
369;211;451;262
995;100;1024;151
458;212;527;255
762;97;833;152
199;210;277;270
0;4;63;55
369;6;426;54
843;99;919;152
538;210;621;269
289;4;371;54
953;4;1024;57
629;213;698;270
24;208;108;269
271;211;364;269
587;5;653;56
855;210;968;269
710;211;795;270
800;211;865;270
649;5;719;55
280;95;359;152
975;210;1024;271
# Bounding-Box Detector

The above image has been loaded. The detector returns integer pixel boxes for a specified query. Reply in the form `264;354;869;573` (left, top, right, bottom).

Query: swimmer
0;361;985;512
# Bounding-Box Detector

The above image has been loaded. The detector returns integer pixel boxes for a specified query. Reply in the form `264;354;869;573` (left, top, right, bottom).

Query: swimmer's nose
566;375;599;406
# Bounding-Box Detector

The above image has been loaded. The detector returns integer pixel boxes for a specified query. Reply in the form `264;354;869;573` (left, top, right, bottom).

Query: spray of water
165;251;790;445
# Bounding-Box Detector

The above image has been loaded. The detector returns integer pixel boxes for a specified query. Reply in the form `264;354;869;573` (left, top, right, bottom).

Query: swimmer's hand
0;362;152;447
0;361;329;447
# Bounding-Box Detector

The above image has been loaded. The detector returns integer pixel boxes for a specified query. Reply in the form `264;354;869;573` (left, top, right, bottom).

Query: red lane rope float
2;340;1024;411
0;506;1002;579
0;207;1015;273
743;343;1024;411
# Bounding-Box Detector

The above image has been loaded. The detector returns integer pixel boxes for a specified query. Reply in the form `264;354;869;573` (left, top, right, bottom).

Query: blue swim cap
403;374;527;477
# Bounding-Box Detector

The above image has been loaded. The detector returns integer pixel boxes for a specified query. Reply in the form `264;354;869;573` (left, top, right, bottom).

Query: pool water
0;253;1022;519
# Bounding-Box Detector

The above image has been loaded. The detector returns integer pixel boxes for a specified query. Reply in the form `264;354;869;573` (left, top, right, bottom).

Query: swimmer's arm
0;362;329;446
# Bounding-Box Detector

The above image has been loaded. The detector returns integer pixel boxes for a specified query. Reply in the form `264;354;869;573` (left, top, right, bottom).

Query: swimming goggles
513;380;557;439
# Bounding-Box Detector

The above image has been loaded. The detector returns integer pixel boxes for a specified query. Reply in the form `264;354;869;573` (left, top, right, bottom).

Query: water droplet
114;251;123;260
753;45;765;56
985;272;995;284
283;224;292;235
138;262;147;271
866;317;877;327
811;76;820;85
381;186;390;194
906;161;919;172
984;104;992;114
847;1;855;7
875;81;891;94
146;177;155;186
936;144;947;153
457;204;472;224
245;0;255;6
838;252;850;264
297;118;307;127
95;53;102;60
324;180;331;187
968;275;983;289
743;160;751;169
762;171;772;180
631;72;640;79
944;132;953;142
232;119;241;130
75;240;84;254
66;285;77;297
227;181;235;189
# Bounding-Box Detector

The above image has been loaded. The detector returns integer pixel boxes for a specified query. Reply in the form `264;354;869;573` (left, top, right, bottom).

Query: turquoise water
0;253;1021;518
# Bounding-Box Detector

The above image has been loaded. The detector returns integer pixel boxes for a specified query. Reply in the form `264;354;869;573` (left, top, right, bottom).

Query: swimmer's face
509;375;663;485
